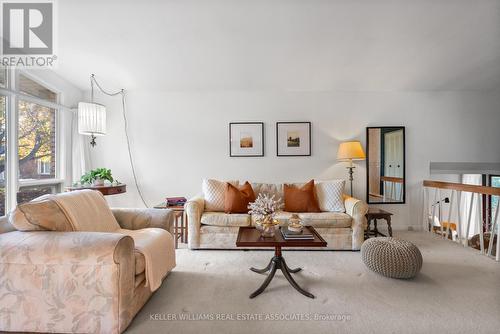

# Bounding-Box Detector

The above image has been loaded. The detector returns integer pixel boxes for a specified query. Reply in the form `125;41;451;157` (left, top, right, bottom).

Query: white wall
88;90;500;231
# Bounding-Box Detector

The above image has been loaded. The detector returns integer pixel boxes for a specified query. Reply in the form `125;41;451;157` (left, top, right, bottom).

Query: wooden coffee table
236;226;327;299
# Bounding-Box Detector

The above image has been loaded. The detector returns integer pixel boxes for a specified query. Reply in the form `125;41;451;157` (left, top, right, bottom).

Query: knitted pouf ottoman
361;237;423;279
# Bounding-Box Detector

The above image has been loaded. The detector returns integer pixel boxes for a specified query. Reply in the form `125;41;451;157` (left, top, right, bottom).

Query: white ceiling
54;0;500;92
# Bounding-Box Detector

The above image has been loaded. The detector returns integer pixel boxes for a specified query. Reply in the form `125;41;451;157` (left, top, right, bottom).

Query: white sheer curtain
460;174;482;238
71;109;91;183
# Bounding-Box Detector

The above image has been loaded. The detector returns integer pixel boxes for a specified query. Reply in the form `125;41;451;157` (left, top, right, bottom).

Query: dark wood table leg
387;216;393;237
249;246;313;299
374;219;378;236
279;262;314;298
179;213;184;244
174;215;178;249
282;258;301;273
249;258;277;298
250;258;273;274
366;218;372;239
184;212;188;243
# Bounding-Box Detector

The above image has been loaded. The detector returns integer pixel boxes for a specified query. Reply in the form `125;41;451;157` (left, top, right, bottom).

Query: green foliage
80;168;114;184
0;98;55;176
17;101;55;176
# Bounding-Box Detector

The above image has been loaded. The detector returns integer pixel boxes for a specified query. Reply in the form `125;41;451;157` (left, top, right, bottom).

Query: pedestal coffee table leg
249;246;313;299
249;258;277;298
250;258;273;274
282;258;302;273
279;263;314;298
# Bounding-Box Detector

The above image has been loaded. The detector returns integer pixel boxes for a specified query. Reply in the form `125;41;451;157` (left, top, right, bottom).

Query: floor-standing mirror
366;127;406;204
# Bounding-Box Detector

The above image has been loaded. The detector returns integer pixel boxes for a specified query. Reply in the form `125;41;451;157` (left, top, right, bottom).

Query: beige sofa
0;207;174;334
186;182;368;250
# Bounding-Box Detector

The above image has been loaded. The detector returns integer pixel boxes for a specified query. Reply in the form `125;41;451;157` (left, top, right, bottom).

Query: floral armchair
0;206;174;334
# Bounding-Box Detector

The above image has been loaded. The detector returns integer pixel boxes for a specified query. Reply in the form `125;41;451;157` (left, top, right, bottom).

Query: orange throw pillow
224;181;256;214
284;180;321;213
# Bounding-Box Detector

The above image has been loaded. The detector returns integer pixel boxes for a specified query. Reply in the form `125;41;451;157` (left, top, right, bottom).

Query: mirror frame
366;126;406;205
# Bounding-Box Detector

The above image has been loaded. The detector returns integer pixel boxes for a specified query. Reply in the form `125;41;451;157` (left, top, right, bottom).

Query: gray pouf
361;237;423;279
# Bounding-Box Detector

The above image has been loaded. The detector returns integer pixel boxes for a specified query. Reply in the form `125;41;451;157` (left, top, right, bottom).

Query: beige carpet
126;232;500;334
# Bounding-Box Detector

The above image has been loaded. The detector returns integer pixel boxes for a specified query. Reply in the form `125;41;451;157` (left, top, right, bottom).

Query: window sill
18;179;64;187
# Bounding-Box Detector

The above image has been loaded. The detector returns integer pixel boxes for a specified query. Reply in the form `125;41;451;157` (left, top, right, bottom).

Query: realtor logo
0;1;56;67
2;2;53;54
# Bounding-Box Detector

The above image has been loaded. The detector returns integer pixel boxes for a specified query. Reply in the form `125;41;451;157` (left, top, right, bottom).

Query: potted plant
80;168;114;186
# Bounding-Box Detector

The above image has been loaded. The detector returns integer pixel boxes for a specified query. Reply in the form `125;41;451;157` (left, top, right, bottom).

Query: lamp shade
337;141;366;161
78;102;106;136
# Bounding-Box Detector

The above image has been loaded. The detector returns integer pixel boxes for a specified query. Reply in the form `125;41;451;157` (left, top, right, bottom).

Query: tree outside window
15;74;58;205
0;72;61;215
17;101;56;180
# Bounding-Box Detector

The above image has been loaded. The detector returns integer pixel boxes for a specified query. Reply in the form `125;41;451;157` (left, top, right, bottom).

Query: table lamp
337;141;366;197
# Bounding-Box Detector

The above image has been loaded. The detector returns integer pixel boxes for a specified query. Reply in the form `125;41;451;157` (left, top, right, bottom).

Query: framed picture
229;122;264;157
276;122;311;156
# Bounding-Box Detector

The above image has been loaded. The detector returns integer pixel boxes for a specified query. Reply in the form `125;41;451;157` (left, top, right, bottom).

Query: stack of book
166;197;187;207
281;226;314;240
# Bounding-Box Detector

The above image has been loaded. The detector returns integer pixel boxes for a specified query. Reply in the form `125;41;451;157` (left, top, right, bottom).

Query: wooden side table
154;202;187;249
365;208;393;238
66;184;127;196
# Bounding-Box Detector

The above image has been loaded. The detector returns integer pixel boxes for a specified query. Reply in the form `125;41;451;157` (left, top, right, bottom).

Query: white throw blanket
118;228;175;291
50;190;175;292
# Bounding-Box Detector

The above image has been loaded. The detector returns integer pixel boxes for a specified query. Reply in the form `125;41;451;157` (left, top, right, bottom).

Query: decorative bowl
256;218;280;238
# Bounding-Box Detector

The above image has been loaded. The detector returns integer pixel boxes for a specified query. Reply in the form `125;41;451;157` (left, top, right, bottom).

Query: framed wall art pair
229;122;311;157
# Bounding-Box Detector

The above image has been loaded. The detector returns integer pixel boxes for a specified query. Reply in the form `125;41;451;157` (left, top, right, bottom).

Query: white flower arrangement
248;193;284;221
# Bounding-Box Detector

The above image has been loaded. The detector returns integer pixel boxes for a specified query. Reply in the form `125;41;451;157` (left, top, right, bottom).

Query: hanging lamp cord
90;74;149;208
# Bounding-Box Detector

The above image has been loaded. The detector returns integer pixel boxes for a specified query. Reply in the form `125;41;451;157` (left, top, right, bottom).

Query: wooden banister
381;176;404;183
423;180;500;196
423;179;500;261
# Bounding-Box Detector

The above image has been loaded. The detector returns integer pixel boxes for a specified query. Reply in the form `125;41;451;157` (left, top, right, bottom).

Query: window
0;69;6;88
17;74;58;183
0;70;64;217
37;159;51;175
0;96;5;216
17;185;56;204
18;100;56;180
18;74;57;102
16;75;59;204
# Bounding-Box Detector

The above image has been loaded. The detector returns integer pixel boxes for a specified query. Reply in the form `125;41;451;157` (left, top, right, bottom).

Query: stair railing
422;180;500;261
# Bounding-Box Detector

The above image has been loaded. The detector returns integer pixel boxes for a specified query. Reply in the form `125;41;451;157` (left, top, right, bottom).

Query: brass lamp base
346;165;355;197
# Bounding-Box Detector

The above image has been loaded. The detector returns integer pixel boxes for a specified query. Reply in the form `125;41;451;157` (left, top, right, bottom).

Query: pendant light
78;74;106;147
